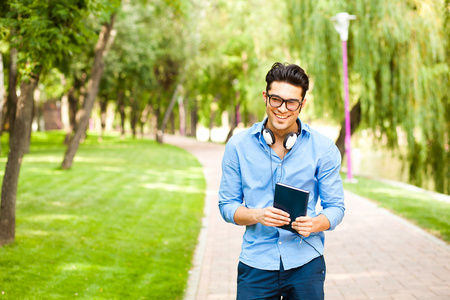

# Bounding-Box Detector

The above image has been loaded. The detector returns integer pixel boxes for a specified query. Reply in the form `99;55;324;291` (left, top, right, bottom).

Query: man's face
263;81;305;138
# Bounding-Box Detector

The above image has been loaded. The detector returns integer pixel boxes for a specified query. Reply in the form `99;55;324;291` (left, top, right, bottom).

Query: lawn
343;176;450;243
0;132;205;299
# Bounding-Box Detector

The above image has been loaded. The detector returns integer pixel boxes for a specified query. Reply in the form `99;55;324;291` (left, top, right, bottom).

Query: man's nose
278;101;289;112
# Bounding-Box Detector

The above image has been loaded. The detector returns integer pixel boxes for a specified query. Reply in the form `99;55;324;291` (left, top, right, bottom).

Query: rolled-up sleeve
316;143;345;231
218;140;244;225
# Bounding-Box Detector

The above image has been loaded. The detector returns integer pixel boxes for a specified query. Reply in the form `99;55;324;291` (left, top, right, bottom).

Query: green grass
0;131;205;299
343;176;450;243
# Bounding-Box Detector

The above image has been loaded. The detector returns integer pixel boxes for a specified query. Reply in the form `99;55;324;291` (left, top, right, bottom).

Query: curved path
164;135;450;300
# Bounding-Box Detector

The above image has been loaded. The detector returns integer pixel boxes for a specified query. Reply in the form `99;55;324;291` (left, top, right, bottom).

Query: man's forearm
312;214;330;232
233;206;262;226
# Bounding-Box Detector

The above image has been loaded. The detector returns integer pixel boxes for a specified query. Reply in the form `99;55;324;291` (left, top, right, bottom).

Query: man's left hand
291;216;313;237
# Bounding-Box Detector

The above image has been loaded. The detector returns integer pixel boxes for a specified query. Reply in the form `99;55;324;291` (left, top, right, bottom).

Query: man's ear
301;98;307;109
262;91;268;105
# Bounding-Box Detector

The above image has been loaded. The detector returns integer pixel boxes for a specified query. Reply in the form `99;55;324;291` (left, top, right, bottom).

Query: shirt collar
252;118;310;137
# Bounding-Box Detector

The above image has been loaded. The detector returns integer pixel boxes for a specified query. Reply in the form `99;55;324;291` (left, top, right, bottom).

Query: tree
184;0;291;140
61;12;118;169
0;0;115;245
0;70;39;245
286;0;449;193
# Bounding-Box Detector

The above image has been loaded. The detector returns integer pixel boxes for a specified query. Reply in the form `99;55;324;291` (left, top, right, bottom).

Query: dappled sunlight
49;201;71;207
142;182;203;194
20;229;51;236
26;214;80;222
58;262;115;272
95;166;123;173
143;167;205;180
170;167;205;179
22;168;63;175
23;156;62;163
71;156;128;164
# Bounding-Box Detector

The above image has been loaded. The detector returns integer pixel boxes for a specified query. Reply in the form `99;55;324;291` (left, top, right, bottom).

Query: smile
275;113;289;119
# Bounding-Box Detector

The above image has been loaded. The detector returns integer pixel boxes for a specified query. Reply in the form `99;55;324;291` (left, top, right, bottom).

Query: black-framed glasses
266;94;302;111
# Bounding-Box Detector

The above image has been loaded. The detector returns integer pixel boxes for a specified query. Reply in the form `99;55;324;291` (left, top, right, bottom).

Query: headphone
262;118;302;150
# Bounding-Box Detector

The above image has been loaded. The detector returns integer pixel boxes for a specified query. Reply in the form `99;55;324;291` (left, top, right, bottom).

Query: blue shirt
218;118;345;271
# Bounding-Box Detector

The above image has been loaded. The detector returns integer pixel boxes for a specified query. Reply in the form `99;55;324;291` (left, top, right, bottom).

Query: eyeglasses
266;94;303;111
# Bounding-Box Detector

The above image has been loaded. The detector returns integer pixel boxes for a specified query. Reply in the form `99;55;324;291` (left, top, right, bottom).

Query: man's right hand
234;206;291;226
257;207;291;227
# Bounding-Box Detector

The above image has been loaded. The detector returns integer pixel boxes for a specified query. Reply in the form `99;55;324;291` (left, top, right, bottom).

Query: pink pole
342;40;352;180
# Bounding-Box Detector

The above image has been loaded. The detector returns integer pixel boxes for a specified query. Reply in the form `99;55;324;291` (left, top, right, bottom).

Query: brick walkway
163;135;450;300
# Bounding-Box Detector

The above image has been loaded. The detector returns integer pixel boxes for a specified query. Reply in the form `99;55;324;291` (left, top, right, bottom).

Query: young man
219;62;345;299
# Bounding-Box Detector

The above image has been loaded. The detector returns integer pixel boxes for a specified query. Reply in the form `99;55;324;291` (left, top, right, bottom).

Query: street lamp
331;12;356;182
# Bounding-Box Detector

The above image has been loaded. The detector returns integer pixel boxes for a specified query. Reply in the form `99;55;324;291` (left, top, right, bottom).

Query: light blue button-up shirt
218;118;345;271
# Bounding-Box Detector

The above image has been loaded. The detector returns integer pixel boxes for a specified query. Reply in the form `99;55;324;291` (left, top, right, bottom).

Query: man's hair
265;62;309;99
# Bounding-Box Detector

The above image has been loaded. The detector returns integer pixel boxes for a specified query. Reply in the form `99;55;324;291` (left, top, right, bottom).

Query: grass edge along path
343;175;450;243
0;131;205;299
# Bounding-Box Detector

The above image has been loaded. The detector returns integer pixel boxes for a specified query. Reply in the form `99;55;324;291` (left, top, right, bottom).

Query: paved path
164;135;450;300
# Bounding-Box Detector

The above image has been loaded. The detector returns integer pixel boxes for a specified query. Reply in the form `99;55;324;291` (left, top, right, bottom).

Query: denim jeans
237;256;326;300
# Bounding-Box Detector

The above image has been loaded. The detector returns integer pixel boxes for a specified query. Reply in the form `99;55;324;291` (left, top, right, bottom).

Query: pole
342;40;352;181
331;12;356;182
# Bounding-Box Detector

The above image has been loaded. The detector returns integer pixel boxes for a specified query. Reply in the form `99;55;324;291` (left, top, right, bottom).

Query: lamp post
331;12;356;182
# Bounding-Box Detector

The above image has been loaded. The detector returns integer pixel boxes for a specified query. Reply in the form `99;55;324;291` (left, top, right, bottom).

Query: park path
163;134;450;300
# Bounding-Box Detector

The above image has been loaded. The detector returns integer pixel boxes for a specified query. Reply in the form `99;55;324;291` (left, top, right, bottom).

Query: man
218;62;345;299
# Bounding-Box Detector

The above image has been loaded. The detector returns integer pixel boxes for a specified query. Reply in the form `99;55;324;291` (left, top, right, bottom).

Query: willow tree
286;0;449;193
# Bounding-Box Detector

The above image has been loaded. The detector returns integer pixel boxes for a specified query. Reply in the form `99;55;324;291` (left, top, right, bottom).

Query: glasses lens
269;96;283;108
286;100;300;111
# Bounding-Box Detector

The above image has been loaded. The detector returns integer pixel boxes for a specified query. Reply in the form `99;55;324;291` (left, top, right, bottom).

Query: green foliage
287;0;449;193
187;0;292;127
343;176;450;243
3;0;87;73
1;0;447;193
102;0;191;126
0;131;205;299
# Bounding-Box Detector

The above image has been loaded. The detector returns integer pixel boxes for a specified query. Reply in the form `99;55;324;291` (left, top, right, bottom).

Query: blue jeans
237;256;326;300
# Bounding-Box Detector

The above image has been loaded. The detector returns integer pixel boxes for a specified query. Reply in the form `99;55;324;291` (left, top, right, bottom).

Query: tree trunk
60;74;71;136
139;104;151;138
130;97;138;138
61;14;116;169
156;83;182;144
208;95;219;142
0;52;5;148
64;76;83;145
170;111;175;134
0;71;40;246
6;48;18;137
226;94;240;143
178;95;185;136
117;90;125;138
189;98;198;137
335;100;362;159
99;97;107;142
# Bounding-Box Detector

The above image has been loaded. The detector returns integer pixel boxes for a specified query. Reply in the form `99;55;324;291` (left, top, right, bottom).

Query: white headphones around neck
261;118;301;150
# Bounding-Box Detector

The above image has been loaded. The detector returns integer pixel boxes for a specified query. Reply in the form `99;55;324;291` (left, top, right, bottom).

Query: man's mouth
275;113;289;120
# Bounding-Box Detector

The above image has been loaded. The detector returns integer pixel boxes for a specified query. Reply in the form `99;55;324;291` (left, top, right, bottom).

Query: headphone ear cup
283;133;298;150
262;128;275;146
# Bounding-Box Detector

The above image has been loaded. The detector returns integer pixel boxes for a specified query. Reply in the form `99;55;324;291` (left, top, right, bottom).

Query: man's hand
257;207;291;227
291;216;314;237
292;214;331;237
